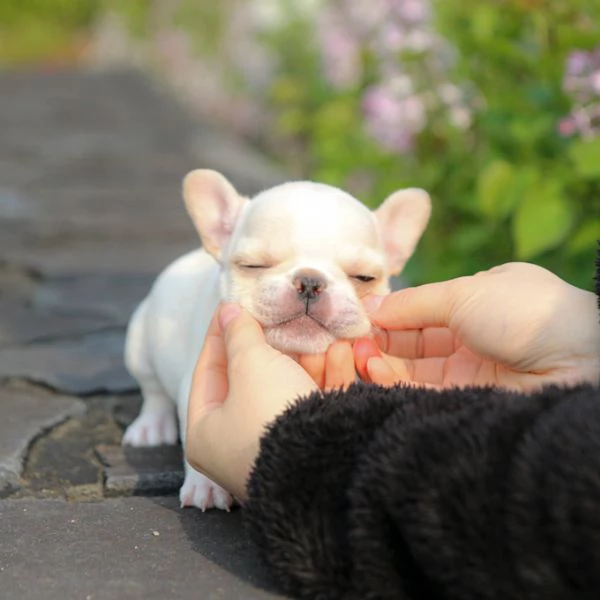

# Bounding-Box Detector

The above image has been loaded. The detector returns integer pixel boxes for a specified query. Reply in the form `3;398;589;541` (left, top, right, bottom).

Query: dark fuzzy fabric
245;385;485;598
246;384;600;600
348;385;600;600
244;250;600;599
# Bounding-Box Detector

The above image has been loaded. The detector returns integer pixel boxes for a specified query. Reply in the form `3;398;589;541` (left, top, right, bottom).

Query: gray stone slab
33;273;155;325
0;187;198;233
0;387;85;495
0;298;113;347
0;496;287;599
0;329;136;395
96;444;184;497
0;226;195;277
0;71;197;154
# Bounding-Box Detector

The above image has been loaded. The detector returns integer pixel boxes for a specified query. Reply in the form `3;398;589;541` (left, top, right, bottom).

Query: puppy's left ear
374;188;431;275
183;169;248;261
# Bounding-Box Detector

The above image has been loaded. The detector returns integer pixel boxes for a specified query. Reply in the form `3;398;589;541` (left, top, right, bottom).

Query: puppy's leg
177;374;233;511
123;300;178;447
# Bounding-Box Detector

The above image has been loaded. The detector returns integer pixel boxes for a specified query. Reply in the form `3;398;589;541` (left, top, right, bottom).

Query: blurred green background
3;0;599;288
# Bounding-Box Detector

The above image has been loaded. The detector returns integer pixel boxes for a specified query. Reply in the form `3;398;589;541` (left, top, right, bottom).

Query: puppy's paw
179;471;233;511
122;409;178;447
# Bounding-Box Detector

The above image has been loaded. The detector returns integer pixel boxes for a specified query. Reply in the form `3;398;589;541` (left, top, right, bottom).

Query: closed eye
352;275;376;283
239;264;268;269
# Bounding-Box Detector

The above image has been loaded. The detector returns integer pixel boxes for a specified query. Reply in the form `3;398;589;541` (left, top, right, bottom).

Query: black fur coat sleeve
245;253;600;600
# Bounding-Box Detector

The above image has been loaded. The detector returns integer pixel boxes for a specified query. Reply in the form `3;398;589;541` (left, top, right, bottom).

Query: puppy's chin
264;317;337;355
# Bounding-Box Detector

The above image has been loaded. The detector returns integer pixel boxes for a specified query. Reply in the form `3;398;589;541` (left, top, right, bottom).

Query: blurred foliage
101;0;152;38
2;0;599;290
174;0;226;55
0;0;101;65
426;0;600;286
259;0;600;288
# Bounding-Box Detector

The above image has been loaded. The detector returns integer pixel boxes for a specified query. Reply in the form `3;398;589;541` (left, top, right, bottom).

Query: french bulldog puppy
123;170;431;510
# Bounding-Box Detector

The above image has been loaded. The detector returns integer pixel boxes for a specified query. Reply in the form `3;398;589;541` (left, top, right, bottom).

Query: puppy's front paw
122;409;178;447
179;471;233;512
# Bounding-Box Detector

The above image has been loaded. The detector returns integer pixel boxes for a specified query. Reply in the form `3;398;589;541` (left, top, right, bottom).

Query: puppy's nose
293;269;327;303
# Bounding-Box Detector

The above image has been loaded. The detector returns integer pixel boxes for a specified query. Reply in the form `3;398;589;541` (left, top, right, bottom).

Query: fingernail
219;303;242;328
363;295;384;314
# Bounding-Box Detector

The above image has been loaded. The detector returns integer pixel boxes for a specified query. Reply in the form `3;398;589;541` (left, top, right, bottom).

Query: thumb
365;279;463;330
219;303;267;363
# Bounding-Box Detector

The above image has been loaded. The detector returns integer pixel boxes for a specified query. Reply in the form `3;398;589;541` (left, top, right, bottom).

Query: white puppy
123;170;431;510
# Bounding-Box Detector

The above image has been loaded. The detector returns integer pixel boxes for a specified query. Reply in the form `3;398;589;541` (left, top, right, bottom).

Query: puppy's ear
183;169;248;260
374;188;431;275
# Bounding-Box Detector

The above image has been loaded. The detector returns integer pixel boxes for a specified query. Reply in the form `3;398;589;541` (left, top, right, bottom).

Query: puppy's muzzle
293;269;326;304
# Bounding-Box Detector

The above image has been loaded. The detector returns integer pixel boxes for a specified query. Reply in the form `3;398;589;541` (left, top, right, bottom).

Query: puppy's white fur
123;170;431;510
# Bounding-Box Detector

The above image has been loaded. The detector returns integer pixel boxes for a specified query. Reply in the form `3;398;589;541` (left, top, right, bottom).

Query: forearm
243;383;483;597
245;383;600;599
244;383;407;596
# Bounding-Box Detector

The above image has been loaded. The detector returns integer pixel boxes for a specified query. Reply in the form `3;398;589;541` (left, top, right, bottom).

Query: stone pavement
0;69;287;599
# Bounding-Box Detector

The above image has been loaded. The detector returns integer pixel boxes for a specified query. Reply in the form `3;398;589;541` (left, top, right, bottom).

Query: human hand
185;303;318;500
354;262;600;391
298;341;356;391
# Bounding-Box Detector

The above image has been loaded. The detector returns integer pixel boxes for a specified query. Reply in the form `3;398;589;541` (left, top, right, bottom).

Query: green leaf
477;160;535;220
470;6;497;43
568;138;600;179
513;183;574;259
567;220;600;255
477;160;514;218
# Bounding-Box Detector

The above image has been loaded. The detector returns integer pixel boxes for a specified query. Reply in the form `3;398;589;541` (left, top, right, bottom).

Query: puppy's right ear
182;169;248;261
374;188;431;276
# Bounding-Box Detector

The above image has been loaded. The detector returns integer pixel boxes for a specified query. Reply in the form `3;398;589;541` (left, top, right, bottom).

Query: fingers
354;338;381;381
189;303;265;426
219;303;267;367
372;326;456;359
187;310;229;439
369;356;441;389
367;354;442;389
299;342;356;390
366;356;406;386
324;341;355;391
364;278;467;331
354;337;445;388
354;338;411;384
298;353;326;388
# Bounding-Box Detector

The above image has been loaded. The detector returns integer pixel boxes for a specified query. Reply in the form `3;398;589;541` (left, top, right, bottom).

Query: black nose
293;271;326;303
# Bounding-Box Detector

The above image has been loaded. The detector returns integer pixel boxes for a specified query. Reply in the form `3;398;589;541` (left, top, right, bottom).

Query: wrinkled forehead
232;182;380;251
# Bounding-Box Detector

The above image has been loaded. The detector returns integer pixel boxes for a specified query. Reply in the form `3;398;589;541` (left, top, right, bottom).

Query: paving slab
0;496;287;600
33;273;156;325
96;443;184;498
0;297;113;347
0;230;197;277
0;329;135;395
0;386;85;496
0;67;289;599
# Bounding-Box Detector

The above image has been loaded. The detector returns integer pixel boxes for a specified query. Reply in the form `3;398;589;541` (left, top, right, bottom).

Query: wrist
565;287;600;384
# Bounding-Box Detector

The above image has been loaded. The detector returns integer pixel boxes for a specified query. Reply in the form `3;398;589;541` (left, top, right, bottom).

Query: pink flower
379;23;405;52
393;0;430;25
363;85;405;121
561;46;600;139
362;84;427;152
591;71;600;94
343;0;389;35
566;50;590;77
557;117;576;137
317;10;362;89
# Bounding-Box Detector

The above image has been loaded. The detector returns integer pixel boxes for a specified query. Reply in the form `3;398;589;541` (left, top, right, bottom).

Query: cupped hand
355;262;600;391
185;303;318;500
